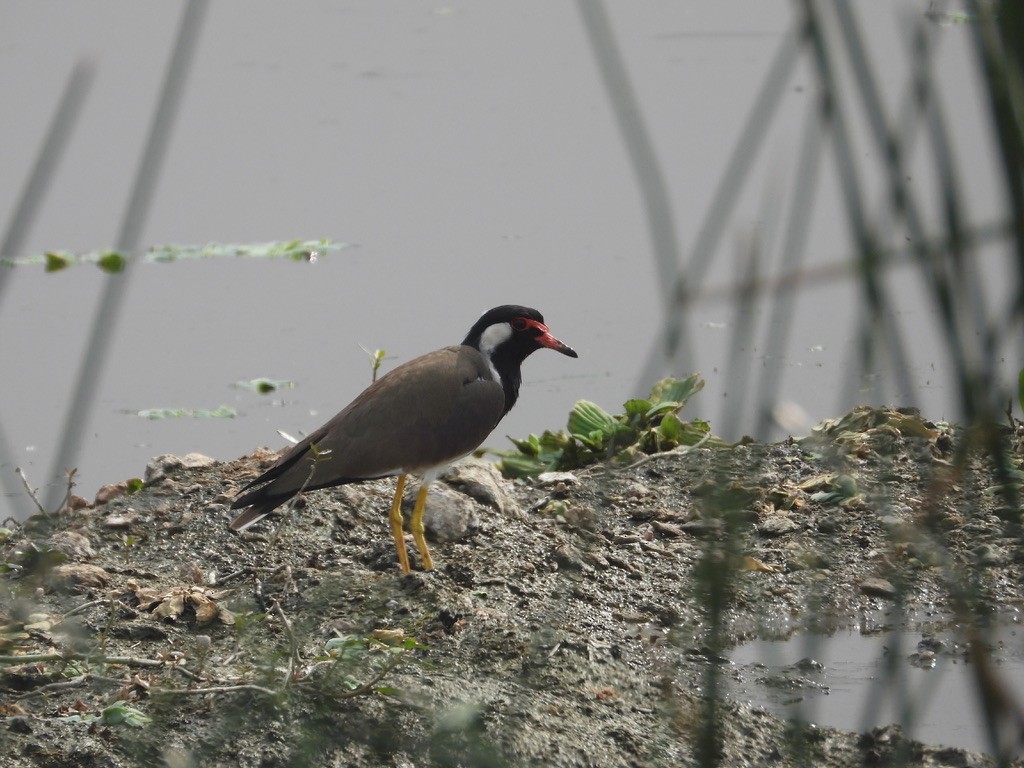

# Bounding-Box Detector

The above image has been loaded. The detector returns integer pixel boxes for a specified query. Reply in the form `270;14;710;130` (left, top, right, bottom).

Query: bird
229;305;578;574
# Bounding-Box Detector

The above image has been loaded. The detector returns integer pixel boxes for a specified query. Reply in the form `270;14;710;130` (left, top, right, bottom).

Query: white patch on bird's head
477;321;512;380
478;321;512;354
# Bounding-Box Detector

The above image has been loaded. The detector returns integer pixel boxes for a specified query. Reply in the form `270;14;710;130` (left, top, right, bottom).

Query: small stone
179;561;207;585
8;717;32;734
443;460;517;514
551;543;586;570
757;515;800;537
67;494;91;511
422;484;479;542
621;482;653;499
47;530;95;561
680;519;722;538
973;544;1006;567
908;650;936;669
859;577;897;600
536;471;581;487
102;513;140;529
46;563;110;593
651;520;684;538
95;481;132;505
816;517;839;534
144;452;216;483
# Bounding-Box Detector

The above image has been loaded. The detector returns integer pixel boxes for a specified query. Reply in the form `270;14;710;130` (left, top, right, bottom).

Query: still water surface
0;3;1014;513
729;623;1024;756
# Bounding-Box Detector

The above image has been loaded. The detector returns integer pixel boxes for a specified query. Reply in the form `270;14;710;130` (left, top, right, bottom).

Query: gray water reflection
729;624;1024;756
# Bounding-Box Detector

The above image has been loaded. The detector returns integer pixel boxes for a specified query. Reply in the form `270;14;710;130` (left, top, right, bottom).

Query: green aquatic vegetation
234;378;296;394
3;239;346;269
135;405;237;420
493;373;724;477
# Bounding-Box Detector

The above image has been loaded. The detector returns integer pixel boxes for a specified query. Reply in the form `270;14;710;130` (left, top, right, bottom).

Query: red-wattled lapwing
230;305;577;574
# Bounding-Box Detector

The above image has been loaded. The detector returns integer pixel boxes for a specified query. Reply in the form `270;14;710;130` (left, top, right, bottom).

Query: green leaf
659;412;685;442
508;434;541;457
325;635;368;662
810;490;841;504
677;418;715;446
96;251;127;273
567;400;618;438
499;453;552;478
572;430;607;451
45;252;71;272
99;701;152;728
125;478;144;495
832;474;858;498
649;374;704;407
646;401;683;419
537;429;572;451
623;399;652;420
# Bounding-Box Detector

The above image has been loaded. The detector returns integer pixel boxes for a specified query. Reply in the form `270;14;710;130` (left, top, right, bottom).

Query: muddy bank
2;408;1022;766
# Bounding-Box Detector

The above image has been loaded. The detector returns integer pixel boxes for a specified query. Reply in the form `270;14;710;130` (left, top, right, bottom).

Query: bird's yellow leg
389;475;411;574
410;482;434;571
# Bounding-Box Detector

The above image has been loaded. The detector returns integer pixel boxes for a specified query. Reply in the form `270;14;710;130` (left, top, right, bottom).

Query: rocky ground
2;406;1023;767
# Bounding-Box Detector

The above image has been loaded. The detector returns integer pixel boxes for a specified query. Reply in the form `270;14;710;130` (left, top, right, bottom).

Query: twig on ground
15;468;48;516
624;432;713;470
303;651;407;700
1005;399;1021;431
64;599;110;618
14;675;90;699
0;651;200;682
13;467;78;516
272;599;299;686
149;682;279;698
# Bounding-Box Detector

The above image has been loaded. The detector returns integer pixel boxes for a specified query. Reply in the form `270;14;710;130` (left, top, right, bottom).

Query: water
1;2;1016;513
729;623;1024;756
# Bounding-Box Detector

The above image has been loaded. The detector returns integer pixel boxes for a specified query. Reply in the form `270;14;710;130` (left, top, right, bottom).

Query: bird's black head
462;305;577;415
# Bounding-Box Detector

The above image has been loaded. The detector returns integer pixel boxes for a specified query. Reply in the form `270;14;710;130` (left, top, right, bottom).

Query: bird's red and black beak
522;318;578;358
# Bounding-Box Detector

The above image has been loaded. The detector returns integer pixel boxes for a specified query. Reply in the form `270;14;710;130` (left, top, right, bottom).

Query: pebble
536;471;581;487
94;481;134;505
680;519;722;537
859;577;897;600
47;530;95;561
422;485;479;542
651;520;684;538
46;563;111;593
144;452;216;483
757;516;800;537
444;460;518;513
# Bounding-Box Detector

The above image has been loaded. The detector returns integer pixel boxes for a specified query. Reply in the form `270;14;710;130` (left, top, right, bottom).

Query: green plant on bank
359;346;388;384
1;539;66;581
0;588;420;730
493;374;725;478
315;631;425;697
63;701;153;728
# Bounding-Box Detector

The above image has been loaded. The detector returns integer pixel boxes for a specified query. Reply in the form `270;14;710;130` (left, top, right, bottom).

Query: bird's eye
511;318;528;331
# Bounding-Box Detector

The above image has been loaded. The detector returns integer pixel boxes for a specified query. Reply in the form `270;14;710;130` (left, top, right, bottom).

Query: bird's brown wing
230;345;504;527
